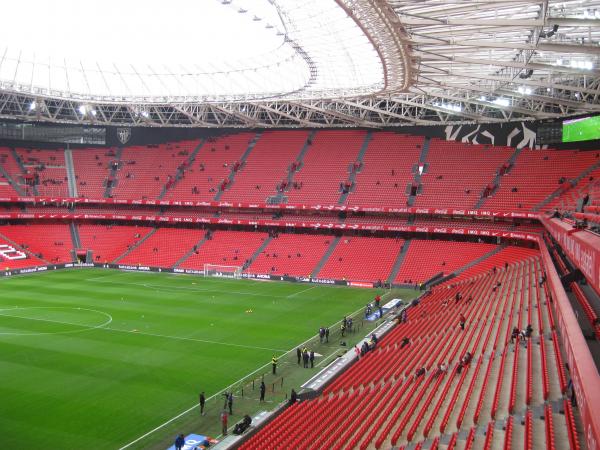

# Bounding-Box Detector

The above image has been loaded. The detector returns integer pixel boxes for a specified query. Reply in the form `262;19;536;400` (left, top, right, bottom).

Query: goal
203;264;243;279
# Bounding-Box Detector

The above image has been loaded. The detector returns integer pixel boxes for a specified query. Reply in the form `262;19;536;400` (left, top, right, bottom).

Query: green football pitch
0;269;417;450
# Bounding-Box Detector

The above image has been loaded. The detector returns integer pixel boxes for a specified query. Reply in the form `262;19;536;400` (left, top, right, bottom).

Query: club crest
116;127;131;145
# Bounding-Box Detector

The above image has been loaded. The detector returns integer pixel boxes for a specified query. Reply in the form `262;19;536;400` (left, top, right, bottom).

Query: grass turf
0;268;416;450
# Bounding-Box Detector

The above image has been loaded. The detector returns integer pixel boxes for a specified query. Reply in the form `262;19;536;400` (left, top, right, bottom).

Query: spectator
435;362;448;377
462;352;472;365
510;326;520;344
525;324;533;338
289;389;298;405
221;410;228;435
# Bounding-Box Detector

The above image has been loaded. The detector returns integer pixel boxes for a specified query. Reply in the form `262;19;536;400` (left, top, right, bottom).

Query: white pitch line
286;285;318;298
117;301;373;450
0;307;113;336
104;327;286;353
0;309;285;352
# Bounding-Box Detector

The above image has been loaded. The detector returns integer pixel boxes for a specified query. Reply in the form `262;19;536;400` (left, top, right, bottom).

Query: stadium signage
117;265;151;271
18;266;47;273
0;213;540;243
298;277;336;285
0;244;27;260
0;196;540;219
348;281;374;288
173;268;203;275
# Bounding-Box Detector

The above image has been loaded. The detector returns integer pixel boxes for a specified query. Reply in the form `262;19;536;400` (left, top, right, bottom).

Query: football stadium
0;1;599;449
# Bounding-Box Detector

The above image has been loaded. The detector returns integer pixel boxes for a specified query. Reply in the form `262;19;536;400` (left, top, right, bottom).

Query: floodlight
493;98;510;107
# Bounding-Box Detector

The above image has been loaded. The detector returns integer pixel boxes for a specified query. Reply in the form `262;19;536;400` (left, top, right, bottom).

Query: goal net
203;264;243;279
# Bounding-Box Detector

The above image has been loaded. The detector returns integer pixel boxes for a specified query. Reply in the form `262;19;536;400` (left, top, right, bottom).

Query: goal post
203;264;243;279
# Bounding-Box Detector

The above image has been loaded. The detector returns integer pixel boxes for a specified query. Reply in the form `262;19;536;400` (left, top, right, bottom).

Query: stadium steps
64;148;78;197
104;147;123;198
310;236;341;278
419;136;431;164
270;130;317;204
69;223;81;249
172;234;209;268
213;131;262;201
0;231;51;264
0;164;25;195
296;130;316;164
451;244;507;279
338;131;372;204
158;139;206;200
388;239;412;284
407;136;430;207
112;228;157;263
533;158;600;212
473;146;523;209
10;147;38;196
476;146;524;210
246;235;273;268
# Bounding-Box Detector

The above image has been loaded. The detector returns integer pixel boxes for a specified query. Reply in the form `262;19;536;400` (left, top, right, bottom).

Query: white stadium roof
0;0;598;127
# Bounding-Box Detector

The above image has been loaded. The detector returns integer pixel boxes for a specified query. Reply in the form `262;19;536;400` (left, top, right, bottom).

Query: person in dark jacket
175;434;185;450
309;350;315;368
199;391;206;415
227;392;233;415
525;324;534;338
302;349;309;368
297;347;302;365
289;389;298;405
260;381;266;402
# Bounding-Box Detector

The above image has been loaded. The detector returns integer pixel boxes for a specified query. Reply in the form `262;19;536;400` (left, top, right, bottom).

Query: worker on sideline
199;391;206;415
272;355;278;375
260;380;266;402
